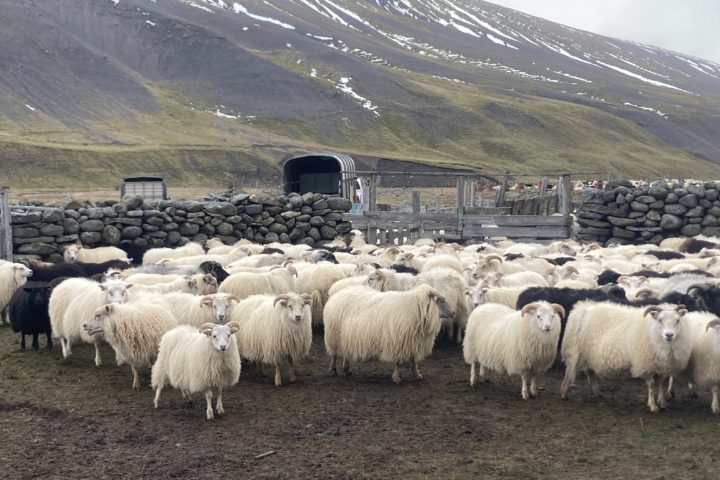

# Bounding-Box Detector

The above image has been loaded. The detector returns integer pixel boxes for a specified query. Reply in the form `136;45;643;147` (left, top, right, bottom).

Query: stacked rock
11;192;353;262
575;180;720;246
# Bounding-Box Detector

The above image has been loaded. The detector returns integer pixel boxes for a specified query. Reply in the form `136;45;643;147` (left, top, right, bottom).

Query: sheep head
364;270;386;291
200;322;237;352
644;305;687;343
521;302;562;332
63;244;82;262
274;294;310;323
84;304;115;336
99;280;131;304
427;287;454;320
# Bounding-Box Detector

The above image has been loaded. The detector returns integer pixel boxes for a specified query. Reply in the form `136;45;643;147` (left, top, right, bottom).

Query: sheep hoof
649;405;660;413
392;374;402;384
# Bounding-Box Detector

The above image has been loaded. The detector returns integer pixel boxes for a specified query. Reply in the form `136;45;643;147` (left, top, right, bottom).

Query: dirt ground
1;326;718;480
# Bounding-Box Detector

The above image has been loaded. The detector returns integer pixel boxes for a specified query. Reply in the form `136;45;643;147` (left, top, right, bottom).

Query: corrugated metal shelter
282;153;357;198
120;176;167;201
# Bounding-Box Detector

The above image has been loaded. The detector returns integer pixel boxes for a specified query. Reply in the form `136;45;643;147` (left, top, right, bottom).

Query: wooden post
412;191;421;214
368;175;378;212
0;186;11;261
455;176;465;214
495;175;509;207
538;175;549;215
559;174;572;217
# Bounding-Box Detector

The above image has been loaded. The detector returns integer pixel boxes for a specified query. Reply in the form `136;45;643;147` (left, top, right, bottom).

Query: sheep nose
218;315;225;321
664;332;675;342
220;345;227;351
543;325;552;332
295;315;302;322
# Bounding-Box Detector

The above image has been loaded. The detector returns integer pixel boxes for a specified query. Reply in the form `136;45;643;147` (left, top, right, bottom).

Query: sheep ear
227;322;239;335
227;295;240;303
202;328;213;337
104;304;114;314
676;305;688;317
201;296;214;307
463;289;471;296
187;278;198;288
480;287;488;294
301;293;312;306
99;284;108;291
125;283;134;289
705;319;720;332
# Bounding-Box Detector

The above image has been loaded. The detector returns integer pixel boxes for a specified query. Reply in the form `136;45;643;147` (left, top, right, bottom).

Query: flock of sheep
2;231;720;419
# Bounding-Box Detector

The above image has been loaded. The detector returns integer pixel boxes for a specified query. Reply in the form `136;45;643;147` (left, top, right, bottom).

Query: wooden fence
0;186;11;260
344;174;574;244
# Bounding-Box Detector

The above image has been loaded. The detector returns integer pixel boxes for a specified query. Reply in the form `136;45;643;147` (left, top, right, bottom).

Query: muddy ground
1;326;718;480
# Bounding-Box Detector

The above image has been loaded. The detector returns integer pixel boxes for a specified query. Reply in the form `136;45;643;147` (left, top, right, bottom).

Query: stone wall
10;192;352;262
575;180;720;245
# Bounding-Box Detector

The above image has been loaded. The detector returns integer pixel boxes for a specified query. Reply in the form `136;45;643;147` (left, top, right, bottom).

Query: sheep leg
19;334;26;350
688;381;698;398
469;362;477;386
342;358;351;376
530;375;538;398
646;377;660;413
154;384;163;409
256;361;265;375
46;333;53;350
288;356;296;383
411;358;423;380
560;363;577;399
521;372;530;400
392;362;402;384
93;340;102;367
205;389;214;420
455;324;463;344
59;337;68;358
131;366;140;390
216;386;224;415
711;385;719;414
667;376;675;399
32;334;39;350
656;377;668;409
65;338;72;357
274;364;283;387
587;370;600;397
0;307;6;325
329;355;338;376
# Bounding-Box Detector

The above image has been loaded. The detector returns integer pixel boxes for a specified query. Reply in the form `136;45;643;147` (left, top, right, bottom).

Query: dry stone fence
575;179;720;246
9;192;352;262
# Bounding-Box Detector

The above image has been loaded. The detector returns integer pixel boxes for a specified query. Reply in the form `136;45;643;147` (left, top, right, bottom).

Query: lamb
218;266;297;300
49;278;133;366
673;315;720;413
324;284;451;383
64;244;129;264
9;282;52;350
0;263;33;324
153;292;239;327
560;303;692;412
83;302;176;389
151;323;241;420
462;301;564;399
230;293;312;386
141;242;205;265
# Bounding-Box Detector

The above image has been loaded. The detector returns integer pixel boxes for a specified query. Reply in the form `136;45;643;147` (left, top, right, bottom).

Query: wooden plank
368;175;378;212
462;226;570;238
559;174;572;217
455;176;465;214
539;176;549;215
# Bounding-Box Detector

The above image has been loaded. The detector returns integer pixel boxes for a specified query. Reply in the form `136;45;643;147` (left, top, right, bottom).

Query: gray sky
486;0;720;64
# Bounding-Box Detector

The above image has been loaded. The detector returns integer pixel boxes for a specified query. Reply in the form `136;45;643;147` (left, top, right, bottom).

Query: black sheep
645;250;686;260
27;261;85;282
9;282;52;350
260;247;286;255
199;261;230;284
679;238;718;254
118;241;151;266
391;264;419;275
544;257;576;266
503;253;524;261
687;284;720;316
74;259;132;278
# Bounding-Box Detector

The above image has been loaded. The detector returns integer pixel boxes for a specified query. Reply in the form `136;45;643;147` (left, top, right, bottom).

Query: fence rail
1;187;11;260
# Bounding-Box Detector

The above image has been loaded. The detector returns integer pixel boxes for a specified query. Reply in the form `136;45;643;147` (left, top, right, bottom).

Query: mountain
1;0;719;189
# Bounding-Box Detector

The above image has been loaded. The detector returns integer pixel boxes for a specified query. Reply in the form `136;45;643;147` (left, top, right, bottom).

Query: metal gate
0;186;11;260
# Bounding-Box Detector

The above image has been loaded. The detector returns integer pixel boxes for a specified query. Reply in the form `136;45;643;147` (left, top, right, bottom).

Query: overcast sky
486;0;720;64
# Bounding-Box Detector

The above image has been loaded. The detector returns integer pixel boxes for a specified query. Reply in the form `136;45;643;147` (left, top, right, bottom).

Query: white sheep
218;266;297;300
142;242;205;265
464;285;525;311
295;263;351;325
49;278;133;366
0;263;33;324
561;303;692;412
230;293;312;386
84;302;176;389
324;284;451;383
420;254;464;274
463;301;564;399
63;244;129;263
153;292;239;327
151;323;241;420
481;271;548;289
158;246;251;268
131;273;217;296
674;315;720;413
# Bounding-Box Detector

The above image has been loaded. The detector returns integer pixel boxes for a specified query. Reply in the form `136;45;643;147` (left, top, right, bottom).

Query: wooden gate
0;186;11;260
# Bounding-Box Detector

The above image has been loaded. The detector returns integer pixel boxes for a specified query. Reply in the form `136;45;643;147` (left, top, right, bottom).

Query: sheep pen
3;238;720;478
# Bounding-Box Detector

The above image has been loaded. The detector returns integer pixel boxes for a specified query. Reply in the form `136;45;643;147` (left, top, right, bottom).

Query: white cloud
486;0;720;63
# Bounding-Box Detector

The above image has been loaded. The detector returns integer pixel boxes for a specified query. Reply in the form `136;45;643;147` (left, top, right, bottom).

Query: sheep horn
484;254;503;263
634;288;655;299
643;306;663;317
200;295;215;306
273;294;291;307
565;265;579;275
282;259;294;268
226;294;240;303
521;303;538;316
705;319;720;332
551;303;566;319
199;322;215;333
285;265;298;277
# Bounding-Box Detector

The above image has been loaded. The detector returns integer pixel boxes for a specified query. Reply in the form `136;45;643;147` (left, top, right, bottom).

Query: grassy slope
1;59;717;190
